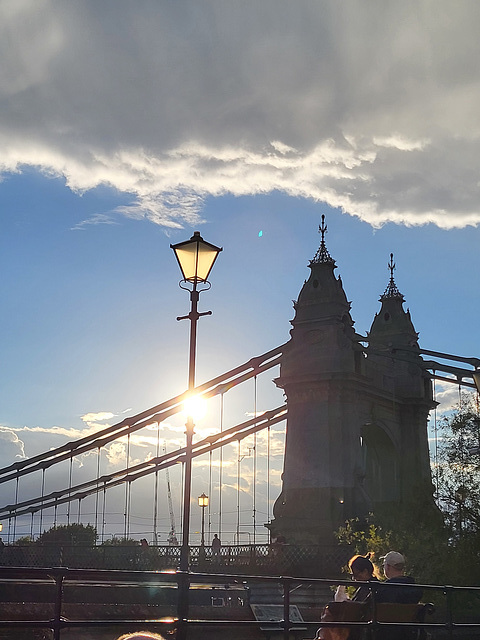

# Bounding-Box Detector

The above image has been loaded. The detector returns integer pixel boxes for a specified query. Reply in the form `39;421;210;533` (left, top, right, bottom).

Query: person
212;533;221;555
316;554;378;640
167;528;179;546
333;553;379;603
348;554;380;602
376;551;422;604
116;633;165;640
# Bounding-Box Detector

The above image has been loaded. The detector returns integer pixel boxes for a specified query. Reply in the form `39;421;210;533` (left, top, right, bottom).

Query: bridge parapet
0;543;352;578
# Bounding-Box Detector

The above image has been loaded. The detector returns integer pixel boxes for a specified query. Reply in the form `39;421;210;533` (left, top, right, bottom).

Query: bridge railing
0;543;352;577
0;565;479;640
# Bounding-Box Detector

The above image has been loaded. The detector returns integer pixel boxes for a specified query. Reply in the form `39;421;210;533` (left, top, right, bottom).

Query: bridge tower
267;219;436;545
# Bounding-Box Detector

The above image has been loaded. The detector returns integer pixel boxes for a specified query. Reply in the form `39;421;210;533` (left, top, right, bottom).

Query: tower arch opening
361;422;399;504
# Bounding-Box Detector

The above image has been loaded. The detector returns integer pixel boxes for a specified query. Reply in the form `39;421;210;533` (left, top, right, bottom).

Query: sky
0;0;479;543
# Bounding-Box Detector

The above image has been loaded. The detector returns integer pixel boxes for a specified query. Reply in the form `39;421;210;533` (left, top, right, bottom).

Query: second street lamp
198;493;209;547
170;231;222;573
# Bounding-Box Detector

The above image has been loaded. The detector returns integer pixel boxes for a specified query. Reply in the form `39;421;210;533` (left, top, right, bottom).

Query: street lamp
170;231;222;573
198;493;209;547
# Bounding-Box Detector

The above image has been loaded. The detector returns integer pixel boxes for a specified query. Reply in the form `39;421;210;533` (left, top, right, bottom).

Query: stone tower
268;219;436;545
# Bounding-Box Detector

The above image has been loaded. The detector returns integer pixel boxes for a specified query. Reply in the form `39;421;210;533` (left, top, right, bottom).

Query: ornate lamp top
311;215;335;265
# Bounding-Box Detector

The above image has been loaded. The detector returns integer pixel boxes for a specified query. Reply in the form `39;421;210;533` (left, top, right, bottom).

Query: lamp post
170;231;222;573
198;493;209;547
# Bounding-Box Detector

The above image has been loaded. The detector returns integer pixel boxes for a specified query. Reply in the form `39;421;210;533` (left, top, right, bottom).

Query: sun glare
183;395;207;422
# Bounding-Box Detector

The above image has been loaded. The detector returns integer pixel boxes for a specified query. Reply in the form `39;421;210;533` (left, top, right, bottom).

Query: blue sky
0;1;479;542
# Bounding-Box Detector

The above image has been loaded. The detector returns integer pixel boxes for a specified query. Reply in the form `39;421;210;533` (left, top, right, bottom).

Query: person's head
380;551;406;579
116;633;165;640
348;554;375;581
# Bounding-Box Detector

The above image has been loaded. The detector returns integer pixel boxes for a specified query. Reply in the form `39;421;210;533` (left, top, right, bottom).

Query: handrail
0;566;479;640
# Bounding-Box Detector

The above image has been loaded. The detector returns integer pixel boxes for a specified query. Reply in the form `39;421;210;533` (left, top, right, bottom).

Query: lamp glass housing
171;232;222;284
198;493;209;508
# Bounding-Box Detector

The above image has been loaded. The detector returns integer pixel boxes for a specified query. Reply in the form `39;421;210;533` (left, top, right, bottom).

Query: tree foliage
101;536;139;546
36;523;97;547
14;535;34;546
436;396;480;538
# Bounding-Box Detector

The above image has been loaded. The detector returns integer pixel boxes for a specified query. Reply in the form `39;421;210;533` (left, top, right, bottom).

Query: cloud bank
2;0;480;228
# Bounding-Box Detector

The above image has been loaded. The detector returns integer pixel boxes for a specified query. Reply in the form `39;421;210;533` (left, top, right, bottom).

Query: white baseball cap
380;551;405;566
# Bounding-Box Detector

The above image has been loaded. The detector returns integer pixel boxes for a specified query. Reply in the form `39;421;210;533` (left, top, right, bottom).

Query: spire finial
381;252;404;299
320;214;327;243
311;215;335;265
388;253;395;280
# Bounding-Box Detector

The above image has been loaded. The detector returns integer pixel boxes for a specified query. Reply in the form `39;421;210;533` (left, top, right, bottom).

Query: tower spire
381;253;404;300
311;214;335;265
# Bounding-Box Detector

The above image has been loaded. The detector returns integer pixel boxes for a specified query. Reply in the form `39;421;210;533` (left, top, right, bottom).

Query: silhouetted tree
101;536;138;546
36;523;97;547
436;396;480;538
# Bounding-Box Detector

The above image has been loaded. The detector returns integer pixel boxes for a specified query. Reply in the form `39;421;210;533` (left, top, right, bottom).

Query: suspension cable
101;482;107;543
39;468;45;534
236;439;241;544
126;482;132;539
94;446;101;535
1;405;288;521
0;344;285;483
13;477;18;540
153;424;160;545
67;456;73;525
208;447;212;545
267;423;271;528
433;373;439;498
218;393;224;540
253;375;257;545
123;433;130;539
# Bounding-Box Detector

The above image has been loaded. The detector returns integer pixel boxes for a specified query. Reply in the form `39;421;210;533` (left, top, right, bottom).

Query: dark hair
348;554;374;576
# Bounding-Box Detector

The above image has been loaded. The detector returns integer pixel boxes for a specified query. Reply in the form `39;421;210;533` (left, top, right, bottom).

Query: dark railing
0;543;352;577
0;565;479;640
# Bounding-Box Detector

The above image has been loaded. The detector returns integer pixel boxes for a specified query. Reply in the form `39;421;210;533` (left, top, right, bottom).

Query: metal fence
0;565;479;640
0;543;352;576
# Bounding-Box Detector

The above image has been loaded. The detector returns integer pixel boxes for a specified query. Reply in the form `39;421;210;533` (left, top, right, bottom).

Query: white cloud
0;427;26;464
2;1;480;229
373;135;430;152
9;424;93;439
432;380;464;414
71;213;119;230
81;411;115;424
105;441;126;467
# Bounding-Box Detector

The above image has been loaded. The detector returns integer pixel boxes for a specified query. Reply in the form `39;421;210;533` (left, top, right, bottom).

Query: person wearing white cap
376;550;422;604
